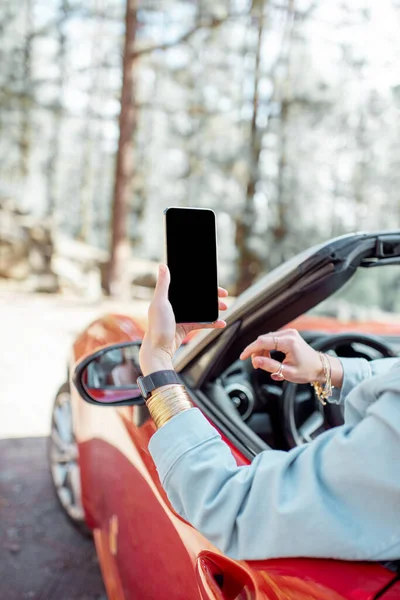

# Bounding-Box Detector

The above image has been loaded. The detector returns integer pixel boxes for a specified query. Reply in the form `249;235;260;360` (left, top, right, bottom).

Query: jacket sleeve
328;357;398;408
148;368;400;561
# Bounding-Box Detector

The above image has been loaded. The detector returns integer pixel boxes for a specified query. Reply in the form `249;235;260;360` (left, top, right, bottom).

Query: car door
115;397;398;600
75;231;400;599
78;398;261;600
84;402;207;600
114;402;279;600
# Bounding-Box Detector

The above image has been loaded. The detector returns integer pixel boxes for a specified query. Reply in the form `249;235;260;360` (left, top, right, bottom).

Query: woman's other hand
240;329;343;386
139;264;227;376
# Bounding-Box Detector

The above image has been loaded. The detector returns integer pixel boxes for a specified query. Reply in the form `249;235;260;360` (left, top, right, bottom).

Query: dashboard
219;350;288;448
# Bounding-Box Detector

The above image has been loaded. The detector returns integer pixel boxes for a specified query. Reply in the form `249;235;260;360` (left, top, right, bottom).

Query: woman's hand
139;264;228;376
240;329;343;386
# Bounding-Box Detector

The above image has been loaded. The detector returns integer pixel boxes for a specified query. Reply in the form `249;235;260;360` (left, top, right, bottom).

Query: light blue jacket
148;358;400;561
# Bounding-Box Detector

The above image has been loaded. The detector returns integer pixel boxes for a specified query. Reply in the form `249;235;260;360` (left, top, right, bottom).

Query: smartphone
164;207;219;324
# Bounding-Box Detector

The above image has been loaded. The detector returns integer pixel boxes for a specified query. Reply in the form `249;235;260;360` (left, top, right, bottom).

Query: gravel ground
0;291;148;600
0;437;107;600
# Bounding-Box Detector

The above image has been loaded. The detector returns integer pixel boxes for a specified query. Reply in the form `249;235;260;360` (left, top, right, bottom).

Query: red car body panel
289;315;400;337
381;583;400;599
70;314;398;600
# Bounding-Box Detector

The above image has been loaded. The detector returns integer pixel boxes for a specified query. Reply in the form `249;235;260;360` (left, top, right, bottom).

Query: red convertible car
49;232;400;600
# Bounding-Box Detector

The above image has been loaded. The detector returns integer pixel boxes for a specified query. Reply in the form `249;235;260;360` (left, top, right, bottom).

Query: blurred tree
78;1;106;242
270;0;296;261
235;0;267;295
106;1;243;296
19;0;33;179
107;0;137;297
1;0;399;300
45;0;68;217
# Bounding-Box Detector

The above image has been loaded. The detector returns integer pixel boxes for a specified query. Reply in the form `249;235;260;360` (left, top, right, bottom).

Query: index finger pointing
240;337;276;360
239;338;275;360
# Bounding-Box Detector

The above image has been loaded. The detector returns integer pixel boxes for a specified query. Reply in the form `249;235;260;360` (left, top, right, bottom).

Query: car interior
203;264;400;451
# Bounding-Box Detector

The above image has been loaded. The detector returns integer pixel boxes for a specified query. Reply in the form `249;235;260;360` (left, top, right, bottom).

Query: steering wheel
282;333;397;448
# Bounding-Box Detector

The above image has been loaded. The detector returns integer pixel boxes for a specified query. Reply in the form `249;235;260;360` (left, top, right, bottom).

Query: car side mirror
74;341;145;406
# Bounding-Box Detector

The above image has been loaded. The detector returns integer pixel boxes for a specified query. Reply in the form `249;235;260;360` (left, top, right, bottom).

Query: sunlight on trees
0;0;399;296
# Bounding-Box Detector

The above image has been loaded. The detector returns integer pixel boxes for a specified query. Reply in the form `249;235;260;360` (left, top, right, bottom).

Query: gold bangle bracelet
146;385;193;428
149;384;186;403
148;393;192;429
311;352;333;405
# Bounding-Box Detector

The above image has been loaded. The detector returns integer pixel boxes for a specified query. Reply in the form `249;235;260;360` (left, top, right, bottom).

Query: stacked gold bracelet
311;352;333;406
146;384;193;429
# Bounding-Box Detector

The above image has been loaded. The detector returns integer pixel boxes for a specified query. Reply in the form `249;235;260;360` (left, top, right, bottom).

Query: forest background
1;0;400;307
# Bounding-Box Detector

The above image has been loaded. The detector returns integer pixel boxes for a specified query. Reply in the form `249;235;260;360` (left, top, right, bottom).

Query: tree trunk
19;0;33;179
235;4;265;296
106;0;137;297
274;97;290;243
271;0;296;265
78;1;104;244
45;0;68;217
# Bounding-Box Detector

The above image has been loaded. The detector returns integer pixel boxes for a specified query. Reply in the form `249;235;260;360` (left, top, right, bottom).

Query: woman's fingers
206;319;227;329
240;330;296;360
217;288;228;310
251;348;270;362
240;337;275;360
184;319;227;333
252;355;281;371
251;356;296;380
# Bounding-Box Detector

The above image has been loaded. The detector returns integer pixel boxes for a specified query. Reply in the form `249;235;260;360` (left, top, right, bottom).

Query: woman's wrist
139;343;174;376
141;358;174;377
312;353;343;388
146;384;193;428
327;355;344;389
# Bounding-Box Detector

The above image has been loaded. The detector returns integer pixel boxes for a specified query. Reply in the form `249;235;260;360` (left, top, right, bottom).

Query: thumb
154;263;170;299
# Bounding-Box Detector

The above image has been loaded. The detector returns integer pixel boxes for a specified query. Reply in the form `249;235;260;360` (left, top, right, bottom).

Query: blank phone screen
165;207;218;323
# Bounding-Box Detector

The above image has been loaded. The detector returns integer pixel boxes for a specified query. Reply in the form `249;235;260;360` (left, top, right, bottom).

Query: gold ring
273;336;278;351
272;363;284;380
